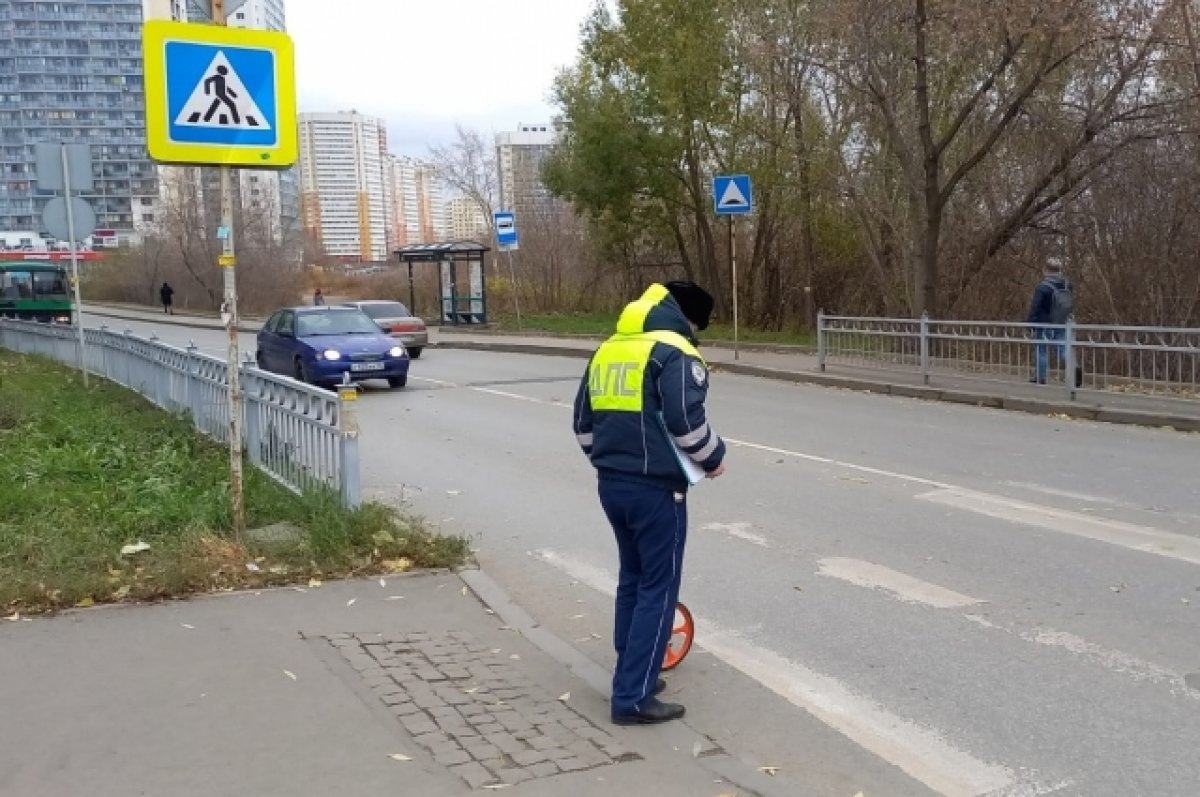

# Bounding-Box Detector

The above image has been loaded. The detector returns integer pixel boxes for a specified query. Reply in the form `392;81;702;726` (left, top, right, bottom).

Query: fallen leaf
482;785;511;791
461;586;469;596
379;578;387;588
490;648;502;655
446;490;461;496
283;670;297;681
1183;598;1191;605
758;766;780;776
113;585;131;600
793;586;804;592
558;692;570;702
75;597;95;608
181;623;195;630
385;595;406;601
509;654;521;660
346;598;357;607
291;587;307;593
853;792;865;797
308;578;323;589
692;741;703;758
120;541;151;556
383;558;412;573
463;687;480;694
4;612;19;622
245;562;260;572
388;753;413;762
484;608;496;615
570;613;585;619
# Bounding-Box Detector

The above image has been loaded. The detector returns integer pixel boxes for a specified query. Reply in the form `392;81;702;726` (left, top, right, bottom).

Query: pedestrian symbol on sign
174;52;268;130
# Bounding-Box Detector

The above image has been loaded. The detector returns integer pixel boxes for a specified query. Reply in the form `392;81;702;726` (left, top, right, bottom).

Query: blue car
255;306;410;389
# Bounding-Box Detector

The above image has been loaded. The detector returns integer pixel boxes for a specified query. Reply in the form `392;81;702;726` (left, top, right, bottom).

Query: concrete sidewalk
83;302;1200;431
0;570;796;797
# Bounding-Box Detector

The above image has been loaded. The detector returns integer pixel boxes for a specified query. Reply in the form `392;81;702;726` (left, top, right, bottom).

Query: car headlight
389;346;405;358
321;349;341;361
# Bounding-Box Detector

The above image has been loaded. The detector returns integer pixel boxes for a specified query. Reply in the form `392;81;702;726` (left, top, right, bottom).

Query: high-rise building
449;196;488;242
0;0;162;244
495;122;562;219
385;154;451;247
299;111;389;261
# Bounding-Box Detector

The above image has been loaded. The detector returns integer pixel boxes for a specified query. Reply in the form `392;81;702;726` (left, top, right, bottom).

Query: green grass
0;352;469;614
492;312;816;347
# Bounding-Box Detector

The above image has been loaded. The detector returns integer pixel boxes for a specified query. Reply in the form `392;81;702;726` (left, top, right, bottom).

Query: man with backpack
1027;261;1081;386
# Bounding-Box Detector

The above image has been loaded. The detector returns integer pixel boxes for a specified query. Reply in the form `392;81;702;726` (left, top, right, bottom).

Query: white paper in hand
656;412;706;486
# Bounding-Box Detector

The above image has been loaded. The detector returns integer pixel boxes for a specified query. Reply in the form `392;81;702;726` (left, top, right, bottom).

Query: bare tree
429;124;499;232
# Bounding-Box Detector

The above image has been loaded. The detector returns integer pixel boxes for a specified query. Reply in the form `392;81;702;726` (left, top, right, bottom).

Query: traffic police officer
573;281;726;725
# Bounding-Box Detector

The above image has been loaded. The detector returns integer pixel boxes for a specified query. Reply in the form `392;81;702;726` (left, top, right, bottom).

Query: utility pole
60;144;88;386
212;0;245;538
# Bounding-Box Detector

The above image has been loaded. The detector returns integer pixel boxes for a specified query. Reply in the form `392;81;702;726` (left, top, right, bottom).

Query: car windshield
296;309;381;337
357;302;409;319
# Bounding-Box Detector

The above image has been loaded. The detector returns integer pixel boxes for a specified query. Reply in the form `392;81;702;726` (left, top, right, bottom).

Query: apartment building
495;122;563;220
0;0;161;243
299;111;389;261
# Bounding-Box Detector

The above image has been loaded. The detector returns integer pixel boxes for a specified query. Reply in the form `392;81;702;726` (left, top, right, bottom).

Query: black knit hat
664;280;714;331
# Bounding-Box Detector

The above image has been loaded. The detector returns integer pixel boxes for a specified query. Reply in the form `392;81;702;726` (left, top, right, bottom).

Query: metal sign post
493;211;522;331
60;145;88;387
713;174;754;360
212;0;244;537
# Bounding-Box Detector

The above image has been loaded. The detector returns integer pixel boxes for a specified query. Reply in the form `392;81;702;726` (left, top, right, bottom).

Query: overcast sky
285;0;596;157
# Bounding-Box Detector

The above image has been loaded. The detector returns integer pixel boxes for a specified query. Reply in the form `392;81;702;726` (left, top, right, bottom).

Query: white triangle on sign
719;180;748;208
174;51;271;131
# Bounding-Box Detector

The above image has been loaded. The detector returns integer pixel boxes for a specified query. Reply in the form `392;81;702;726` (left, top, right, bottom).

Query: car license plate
351;362;385;372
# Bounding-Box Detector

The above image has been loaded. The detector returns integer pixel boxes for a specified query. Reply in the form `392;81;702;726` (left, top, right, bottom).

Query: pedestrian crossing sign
143;20;298;167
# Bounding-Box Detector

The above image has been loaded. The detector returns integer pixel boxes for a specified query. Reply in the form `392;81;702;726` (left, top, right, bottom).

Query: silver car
342;300;428;358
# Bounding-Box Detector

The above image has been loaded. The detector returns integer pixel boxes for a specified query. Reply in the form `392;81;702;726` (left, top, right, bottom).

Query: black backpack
1047;280;1074;324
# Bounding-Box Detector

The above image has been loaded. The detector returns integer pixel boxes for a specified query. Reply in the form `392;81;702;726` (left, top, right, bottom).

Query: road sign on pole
712;175;753;361
713;174;753;216
142;20;298;167
494;211;518;250
493;212;522;330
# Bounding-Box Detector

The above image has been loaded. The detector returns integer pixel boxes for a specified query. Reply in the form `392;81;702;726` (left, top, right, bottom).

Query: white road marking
468;386;568;406
410;376;459;388
532;548;1025;797
454;385;1195;568
1002;481;1128;507
817;558;985;609
963;614;1196;699
701;521;768;547
918;488;1200;567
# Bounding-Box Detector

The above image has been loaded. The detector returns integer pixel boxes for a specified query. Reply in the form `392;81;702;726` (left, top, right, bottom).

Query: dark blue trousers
598;478;687;714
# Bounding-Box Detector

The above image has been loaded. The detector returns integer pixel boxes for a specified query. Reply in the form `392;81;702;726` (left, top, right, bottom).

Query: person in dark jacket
159;282;174;315
573;281;726;726
1026;262;1078;385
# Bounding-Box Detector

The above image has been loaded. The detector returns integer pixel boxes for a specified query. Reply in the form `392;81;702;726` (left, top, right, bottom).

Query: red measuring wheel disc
661;602;694;671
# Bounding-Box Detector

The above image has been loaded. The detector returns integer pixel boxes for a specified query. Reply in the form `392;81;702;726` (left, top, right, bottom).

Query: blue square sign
165;41;279;148
713;174;753;216
494;211;518;247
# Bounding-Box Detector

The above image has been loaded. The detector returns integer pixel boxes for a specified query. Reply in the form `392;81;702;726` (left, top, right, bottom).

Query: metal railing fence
0;319;361;506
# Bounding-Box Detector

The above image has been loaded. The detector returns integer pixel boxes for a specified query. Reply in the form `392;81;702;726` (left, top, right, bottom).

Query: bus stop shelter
394;241;491;325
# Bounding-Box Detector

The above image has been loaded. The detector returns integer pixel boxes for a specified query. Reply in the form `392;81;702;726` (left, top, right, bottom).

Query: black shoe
611;697;685;726
653;678;666;696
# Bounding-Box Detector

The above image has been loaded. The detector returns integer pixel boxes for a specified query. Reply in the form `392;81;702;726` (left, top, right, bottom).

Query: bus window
1;271;32;299
32;270;68;298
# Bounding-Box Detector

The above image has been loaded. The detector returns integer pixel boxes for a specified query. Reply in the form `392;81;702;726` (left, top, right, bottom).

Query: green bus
0;261;74;324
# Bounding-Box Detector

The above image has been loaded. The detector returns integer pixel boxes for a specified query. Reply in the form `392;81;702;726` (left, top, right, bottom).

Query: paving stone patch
325;631;640;789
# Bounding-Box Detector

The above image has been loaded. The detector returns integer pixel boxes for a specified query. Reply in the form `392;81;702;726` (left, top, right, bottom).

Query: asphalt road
87;315;1200;797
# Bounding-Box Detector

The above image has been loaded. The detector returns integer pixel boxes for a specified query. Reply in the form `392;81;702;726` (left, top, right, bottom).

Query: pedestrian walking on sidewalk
572;281;726;726
159;282;174;315
1026;261;1081;386
313;288;326;306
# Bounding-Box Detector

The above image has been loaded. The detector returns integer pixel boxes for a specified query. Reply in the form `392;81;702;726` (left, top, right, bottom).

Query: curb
87;307;264;334
457;567;794;797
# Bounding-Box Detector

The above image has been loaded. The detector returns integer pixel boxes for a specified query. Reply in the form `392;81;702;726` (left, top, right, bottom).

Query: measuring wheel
661;602;694;671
